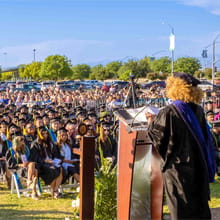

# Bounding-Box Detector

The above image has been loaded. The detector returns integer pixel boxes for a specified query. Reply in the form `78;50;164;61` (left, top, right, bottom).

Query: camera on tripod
129;75;135;80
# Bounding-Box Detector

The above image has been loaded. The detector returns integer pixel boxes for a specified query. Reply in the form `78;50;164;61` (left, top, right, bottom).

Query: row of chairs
10;172;79;198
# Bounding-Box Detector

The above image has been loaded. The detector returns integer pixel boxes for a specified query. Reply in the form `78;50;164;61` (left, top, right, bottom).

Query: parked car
11;84;41;92
55;85;77;91
198;80;214;91
112;81;129;89
141;81;166;89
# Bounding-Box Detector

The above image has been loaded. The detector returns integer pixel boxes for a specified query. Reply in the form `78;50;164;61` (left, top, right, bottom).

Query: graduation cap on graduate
88;111;97;117
8;123;19;130
50;117;61;124
76;111;85;117
173;72;201;87
211;120;220;128
0;120;9;126
18;118;26;124
57;127;68;134
75;106;83;111
101;121;112;129
99;104;106;112
206;110;215;117
205;100;213;105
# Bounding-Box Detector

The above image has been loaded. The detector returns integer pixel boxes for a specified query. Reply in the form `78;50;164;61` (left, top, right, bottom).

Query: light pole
212;34;220;85
33;49;36;62
3;52;7;69
163;22;175;75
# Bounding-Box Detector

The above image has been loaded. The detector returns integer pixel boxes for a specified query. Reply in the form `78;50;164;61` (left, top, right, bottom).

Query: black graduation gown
0;143;8;174
148;103;211;220
29;140;61;185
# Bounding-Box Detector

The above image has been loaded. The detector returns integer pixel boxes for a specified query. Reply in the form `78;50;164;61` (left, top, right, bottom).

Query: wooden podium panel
117;121;163;220
117;122;137;220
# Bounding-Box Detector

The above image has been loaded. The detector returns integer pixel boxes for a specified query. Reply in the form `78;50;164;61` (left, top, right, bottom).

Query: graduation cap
76;111;85;117
101;121;111;127
18;118;26;123
88;111;97;117
8;123;19;130
211;120;220;128
24;119;34;127
75;106;83;111
42;113;48;118
173;72;201;87
99;104;106;112
50;117;61;124
206;110;215;117
205;100;213;105
0;120;9;126
83;117;90;123
11;131;23;139
57;127;68;134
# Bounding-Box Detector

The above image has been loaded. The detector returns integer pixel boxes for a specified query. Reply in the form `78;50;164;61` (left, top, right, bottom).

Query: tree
149;56;171;73
91;65;107;80
203;68;212;79
118;69;131;80
72;64;91;80
40;55;73;80
174;57;201;75
20;62;42;79
194;70;204;79
138;57;152;76
147;72;160;81
105;61;122;79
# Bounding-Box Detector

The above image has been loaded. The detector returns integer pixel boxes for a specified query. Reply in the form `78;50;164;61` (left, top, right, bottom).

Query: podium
115;109;163;220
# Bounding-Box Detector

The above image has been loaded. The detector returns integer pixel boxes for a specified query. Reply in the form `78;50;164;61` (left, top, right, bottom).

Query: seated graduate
0;134;11;189
29;126;63;199
96;122;117;169
5;132;39;199
56;128;80;183
24;121;37;149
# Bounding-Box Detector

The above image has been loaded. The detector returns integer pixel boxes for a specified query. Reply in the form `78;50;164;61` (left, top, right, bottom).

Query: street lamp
33;49;36;62
212;34;220;85
162;22;175;75
3;52;7;69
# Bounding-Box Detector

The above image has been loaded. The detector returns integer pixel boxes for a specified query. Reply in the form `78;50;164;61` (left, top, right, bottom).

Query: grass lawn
0;183;77;220
0;180;220;220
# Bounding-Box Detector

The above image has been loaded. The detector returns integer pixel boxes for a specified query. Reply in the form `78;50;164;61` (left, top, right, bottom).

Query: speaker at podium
114;107;163;220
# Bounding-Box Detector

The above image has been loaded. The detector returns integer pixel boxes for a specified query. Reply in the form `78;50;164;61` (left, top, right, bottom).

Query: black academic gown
148;103;211;220
29;140;61;185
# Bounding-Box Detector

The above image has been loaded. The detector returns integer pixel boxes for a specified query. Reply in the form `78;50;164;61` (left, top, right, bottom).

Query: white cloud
176;0;220;15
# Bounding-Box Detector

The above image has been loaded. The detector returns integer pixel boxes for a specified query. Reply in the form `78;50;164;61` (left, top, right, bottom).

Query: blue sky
0;0;220;69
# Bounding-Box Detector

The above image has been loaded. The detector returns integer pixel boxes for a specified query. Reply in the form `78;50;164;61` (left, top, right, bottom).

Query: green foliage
118;69;131;80
40;55;73;80
194;70;205;79
106;61;122;79
1;71;13;80
91;64;107;80
147;72;160;80
150;56;171;73
95;148;117;220
174;57;201;75
204;68;212;79
215;72;220;78
89;72;96;80
72;64;91;80
20;62;42;79
18;64;26;78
